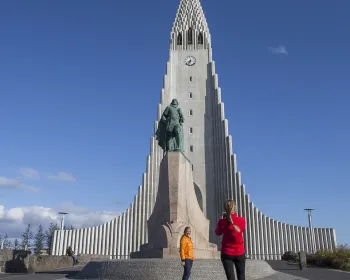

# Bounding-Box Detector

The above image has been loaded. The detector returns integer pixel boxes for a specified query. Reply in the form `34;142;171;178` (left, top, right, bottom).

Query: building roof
172;0;209;34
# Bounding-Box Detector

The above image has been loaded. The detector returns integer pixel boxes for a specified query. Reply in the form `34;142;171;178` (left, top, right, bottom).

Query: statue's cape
155;120;167;150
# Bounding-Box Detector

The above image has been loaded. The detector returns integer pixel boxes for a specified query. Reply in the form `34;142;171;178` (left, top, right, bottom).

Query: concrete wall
28;254;108;273
0;249;31;273
0;249;108;273
51;0;337;260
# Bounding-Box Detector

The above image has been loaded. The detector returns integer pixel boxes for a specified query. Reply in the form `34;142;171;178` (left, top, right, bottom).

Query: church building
51;0;337;259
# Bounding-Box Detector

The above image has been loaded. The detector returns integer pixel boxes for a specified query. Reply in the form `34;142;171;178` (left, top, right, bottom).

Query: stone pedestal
76;259;292;280
130;152;219;259
298;251;307;270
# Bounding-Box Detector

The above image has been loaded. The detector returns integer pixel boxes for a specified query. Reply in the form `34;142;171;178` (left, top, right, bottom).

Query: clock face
185;56;196;66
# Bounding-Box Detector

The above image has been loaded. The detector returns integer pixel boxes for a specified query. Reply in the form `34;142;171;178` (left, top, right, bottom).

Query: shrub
282;251;298;262
307;244;350;271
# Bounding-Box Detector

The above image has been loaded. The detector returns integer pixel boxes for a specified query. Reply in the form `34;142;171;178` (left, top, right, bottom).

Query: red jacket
215;213;246;256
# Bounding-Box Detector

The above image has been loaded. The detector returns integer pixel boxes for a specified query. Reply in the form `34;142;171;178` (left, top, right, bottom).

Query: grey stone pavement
267;260;350;280
0;261;349;279
0;265;82;280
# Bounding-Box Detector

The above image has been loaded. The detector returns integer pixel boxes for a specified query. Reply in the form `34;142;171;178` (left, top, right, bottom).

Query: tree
34;225;45;254
14;238;20;250
21;224;33;250
45;223;59;253
3;234;12;249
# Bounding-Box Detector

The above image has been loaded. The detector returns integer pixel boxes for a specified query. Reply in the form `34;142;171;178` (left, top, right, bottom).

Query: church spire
170;0;211;50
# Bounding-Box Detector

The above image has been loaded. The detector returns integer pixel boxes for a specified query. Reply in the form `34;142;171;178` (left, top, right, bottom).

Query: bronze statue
155;99;185;155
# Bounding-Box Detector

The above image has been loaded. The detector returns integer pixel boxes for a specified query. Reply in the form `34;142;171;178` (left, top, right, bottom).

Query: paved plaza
0;261;349;280
267;261;350;280
0;266;82;280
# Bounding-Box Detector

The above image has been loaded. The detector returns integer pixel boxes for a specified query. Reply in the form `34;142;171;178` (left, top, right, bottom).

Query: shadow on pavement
34;266;84;278
36;270;79;276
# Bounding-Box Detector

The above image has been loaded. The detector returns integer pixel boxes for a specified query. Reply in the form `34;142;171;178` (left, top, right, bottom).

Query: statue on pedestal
156;99;185;155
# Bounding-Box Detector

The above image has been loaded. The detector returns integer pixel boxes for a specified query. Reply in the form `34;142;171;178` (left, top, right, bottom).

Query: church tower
159;0;237;243
51;0;337;259
159;0;215;227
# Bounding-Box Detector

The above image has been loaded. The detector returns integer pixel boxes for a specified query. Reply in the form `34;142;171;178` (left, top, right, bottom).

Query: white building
51;0;337;260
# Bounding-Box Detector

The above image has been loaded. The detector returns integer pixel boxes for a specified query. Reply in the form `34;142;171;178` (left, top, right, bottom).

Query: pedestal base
75;259;308;280
130;246;219;259
131;152;219;259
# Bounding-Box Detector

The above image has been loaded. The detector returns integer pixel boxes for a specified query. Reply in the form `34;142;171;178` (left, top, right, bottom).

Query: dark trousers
182;259;193;280
221;254;246;280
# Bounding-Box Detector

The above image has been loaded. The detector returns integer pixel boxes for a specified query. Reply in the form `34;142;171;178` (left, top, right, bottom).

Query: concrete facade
51;0;337;260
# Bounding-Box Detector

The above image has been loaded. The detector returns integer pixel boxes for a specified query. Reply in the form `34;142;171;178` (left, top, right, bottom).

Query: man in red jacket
215;199;246;280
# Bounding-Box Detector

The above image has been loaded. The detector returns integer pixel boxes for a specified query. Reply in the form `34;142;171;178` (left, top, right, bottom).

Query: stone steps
74;259;308;280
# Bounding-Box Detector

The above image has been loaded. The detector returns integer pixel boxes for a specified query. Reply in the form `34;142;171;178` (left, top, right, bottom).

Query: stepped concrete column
130;152;218;259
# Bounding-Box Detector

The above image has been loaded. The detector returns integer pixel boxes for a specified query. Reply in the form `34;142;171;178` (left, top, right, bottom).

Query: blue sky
0;0;349;245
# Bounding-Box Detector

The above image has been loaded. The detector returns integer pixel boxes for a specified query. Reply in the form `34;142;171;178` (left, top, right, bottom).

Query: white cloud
0;203;120;239
0;205;4;219
48;172;76;182
7;208;25;221
0;177;39;192
268;45;288;55
19;168;40;180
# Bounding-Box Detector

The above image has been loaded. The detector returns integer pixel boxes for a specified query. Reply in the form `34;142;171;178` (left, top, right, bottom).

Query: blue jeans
72;255;77;265
182;259;193;280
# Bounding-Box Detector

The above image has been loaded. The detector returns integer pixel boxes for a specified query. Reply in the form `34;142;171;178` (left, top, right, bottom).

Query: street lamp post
58;212;68;230
0;232;5;249
304;208;316;254
58;212;68;255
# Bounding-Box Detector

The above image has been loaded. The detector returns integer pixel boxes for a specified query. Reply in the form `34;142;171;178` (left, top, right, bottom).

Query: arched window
187;28;193;45
198;32;204;44
177;33;182;45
